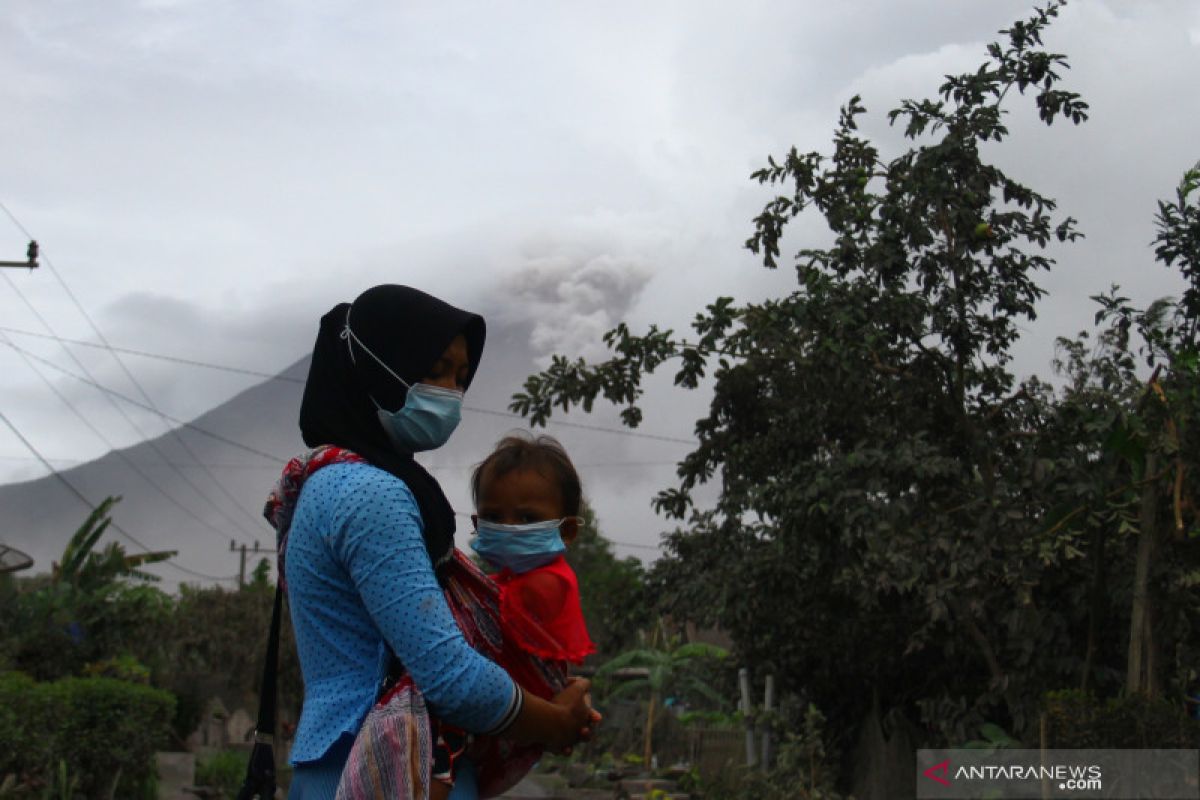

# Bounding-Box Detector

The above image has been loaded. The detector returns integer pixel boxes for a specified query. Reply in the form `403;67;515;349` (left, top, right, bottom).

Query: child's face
474;467;579;544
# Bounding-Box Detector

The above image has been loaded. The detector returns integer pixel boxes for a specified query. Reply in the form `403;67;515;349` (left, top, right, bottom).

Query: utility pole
0;241;38;270
230;539;277;587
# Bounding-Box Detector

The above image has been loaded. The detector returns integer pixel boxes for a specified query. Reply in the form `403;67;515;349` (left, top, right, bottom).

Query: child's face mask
470;518;576;574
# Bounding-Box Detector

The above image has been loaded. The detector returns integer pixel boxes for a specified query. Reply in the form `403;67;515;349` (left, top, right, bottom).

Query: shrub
49;676;175;797
82;654;151;684
685;704;846;800
196;750;249;799
0;672;174;798
0;672;53;780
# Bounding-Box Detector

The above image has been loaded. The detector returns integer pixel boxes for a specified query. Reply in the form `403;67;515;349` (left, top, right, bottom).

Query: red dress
458;555;595;797
492;555;596;666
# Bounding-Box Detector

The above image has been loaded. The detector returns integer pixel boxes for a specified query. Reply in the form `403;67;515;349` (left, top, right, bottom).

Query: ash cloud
500;244;654;366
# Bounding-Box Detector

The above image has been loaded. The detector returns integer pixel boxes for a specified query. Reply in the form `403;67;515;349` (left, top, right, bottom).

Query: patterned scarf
263;445;364;590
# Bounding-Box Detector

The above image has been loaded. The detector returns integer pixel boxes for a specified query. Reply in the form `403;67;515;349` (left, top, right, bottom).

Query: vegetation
0;494;641;792
195;750;252;799
684;704;845;800
1043;689;1200;749
512;1;1200;788
5;497;176;683
594;621;728;765
0;499;302;794
164;560;302;744
2;4;1198;796
0;671;173;799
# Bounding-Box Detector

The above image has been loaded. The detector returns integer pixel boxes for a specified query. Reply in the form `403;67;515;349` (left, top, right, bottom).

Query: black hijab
299;284;486;566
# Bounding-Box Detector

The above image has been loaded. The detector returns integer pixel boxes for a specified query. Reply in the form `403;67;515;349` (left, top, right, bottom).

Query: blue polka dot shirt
285;461;519;764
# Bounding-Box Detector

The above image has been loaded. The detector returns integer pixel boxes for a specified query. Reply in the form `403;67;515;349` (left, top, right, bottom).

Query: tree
513;2;1091;747
248;556;273;592
1075;162;1200;699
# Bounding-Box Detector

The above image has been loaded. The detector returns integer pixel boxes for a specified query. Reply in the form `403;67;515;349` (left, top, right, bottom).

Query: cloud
4;0;1200;577
502;245;654;364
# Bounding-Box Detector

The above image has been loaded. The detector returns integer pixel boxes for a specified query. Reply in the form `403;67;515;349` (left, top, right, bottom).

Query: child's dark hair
471;432;582;516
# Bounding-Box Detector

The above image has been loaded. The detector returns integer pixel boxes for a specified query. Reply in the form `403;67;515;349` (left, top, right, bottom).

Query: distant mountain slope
0;319;684;588
0;356;309;586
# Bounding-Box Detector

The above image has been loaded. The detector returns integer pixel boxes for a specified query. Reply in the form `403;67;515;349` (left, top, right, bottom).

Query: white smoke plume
501;243;655;365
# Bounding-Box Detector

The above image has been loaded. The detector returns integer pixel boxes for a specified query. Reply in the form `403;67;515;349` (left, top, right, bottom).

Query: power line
451;511;663;551
0;282;266;540
0;409;239;583
424;460;681;472
1;284;265;542
0;328;253;547
0;455;84;465
608;541;662;552
0;324;296;382
465;404;696;445
0;202;268;532
1;338;286;463
2;455;681;471
0;325;699;446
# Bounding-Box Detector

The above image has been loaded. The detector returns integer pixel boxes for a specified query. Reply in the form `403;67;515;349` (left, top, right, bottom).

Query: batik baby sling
336;547;567;799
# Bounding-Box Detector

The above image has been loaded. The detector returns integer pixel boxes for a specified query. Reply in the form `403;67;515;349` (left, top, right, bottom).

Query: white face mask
341;310;464;452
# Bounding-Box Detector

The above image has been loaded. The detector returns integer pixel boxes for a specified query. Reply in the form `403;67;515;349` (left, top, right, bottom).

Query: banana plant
52;497;175;590
595;620;728;767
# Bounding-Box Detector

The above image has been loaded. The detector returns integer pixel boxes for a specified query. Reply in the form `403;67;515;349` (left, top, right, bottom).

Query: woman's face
420;333;470;391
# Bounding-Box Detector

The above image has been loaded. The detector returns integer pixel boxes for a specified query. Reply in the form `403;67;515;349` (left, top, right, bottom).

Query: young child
469;433;597;670
425;433;596;800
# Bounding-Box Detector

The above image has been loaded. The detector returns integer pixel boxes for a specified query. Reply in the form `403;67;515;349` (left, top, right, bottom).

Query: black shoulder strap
236;584;282;800
256;584;283;735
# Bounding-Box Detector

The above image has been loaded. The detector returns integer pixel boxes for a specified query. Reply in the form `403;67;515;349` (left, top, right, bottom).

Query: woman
273;285;594;798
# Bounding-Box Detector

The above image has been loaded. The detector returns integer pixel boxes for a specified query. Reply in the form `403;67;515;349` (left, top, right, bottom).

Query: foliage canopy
512;1;1200;758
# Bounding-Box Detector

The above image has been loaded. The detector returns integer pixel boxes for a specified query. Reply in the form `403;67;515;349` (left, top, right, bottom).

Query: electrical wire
0;324;292;381
0;202;268;532
1;338;286;463
0;410;239;583
1;200;695;568
451;511;663;551
0;274;265;540
3;455;681;471
466;404;696;445
0;325;699;446
0;328;254;547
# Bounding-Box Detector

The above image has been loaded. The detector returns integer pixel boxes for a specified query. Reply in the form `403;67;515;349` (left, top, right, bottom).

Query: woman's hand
504;677;603;751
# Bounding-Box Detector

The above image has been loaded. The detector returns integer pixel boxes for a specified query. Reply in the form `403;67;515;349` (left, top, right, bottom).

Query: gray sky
2;1;1199;571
